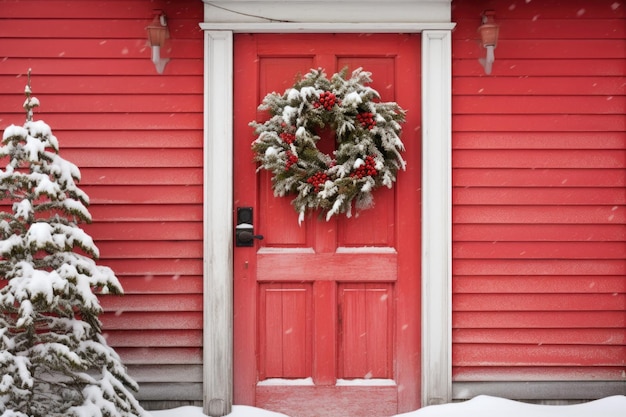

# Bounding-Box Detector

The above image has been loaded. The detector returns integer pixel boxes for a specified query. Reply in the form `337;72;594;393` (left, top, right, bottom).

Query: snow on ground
149;395;626;417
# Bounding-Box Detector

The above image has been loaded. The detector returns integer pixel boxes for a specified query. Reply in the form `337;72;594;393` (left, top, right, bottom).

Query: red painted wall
452;0;625;390
0;0;205;407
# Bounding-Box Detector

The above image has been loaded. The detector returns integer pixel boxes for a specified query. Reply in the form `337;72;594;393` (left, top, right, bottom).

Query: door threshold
257;378;397;387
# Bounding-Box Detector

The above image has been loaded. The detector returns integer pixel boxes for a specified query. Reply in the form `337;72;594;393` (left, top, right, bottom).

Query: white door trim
201;3;453;415
202;29;235;417
421;30;453;406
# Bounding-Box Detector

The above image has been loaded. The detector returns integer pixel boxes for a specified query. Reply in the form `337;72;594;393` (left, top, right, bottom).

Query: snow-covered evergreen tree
0;72;147;417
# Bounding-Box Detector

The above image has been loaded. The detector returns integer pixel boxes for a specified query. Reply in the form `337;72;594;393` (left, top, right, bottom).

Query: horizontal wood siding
451;0;626;398
0;0;204;408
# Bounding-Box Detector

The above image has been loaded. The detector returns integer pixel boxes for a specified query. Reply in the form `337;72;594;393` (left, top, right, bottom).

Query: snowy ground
149;395;626;417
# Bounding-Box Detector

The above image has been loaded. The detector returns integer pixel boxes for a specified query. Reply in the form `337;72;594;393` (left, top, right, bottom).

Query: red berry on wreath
357;111;376;129
317;91;337;111
280;132;296;144
285;151;298;170
307;171;329;192
350;155;378;179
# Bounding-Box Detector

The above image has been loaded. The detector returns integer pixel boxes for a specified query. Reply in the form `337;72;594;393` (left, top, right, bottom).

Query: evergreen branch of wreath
250;67;407;224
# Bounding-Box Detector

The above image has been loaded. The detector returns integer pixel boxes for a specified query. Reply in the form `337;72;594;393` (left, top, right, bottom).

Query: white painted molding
202;0;451;24
421;29;453;406
199;22;456;33
201;2;454;414
203;30;234;417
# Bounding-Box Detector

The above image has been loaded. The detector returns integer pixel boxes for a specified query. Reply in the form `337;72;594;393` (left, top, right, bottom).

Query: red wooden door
233;34;421;417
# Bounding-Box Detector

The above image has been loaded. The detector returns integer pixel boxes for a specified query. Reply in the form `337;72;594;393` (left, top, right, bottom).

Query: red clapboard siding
0;0;201;19
100;294;203;312
100;259;203;276
104;330;203;347
453;132;626;149
84;222;202;240
113;348;203;365
451;0;625;22
454;96;626;115
454;207;626;225
88;205;203;221
451;0;626;385
0;0;205;401
454;293;626;311
101;312;202;330
454;188;626;205
61;149;203;167
81;168;203;184
0;75;203;94
454;168;626;187
96;241;203;259
0;18;202;40
453;344;626;366
453;58;626;77
453;77;625;95
119;276;203;295
0;39;202;60
455;259;626;276
0;95;204;114
454;149;626;168
0;58;203;76
454;275;626;294
453;367;626;382
454;311;626;329
453;241;626;259
454;115;625;131
454;328;626;345
82;185;202;204
453;39;626;60
29;113;204;130
452;18;626;40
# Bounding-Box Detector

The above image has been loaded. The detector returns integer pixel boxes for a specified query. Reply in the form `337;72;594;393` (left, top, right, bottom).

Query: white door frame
200;2;454;415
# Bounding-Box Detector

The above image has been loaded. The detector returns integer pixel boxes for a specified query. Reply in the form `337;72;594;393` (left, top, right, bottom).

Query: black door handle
235;207;263;247
237;230;264;245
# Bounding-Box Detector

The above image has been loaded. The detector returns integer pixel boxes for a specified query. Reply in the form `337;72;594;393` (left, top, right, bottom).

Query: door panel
258;283;313;379
337;186;395;246
234;33;421;416
338;283;394;379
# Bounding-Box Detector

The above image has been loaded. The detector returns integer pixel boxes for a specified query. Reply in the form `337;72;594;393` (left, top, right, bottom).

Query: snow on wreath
0;71;147;417
250;67;407;224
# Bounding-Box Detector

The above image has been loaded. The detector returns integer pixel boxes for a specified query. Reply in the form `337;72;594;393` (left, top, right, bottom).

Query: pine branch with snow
0;72;147;417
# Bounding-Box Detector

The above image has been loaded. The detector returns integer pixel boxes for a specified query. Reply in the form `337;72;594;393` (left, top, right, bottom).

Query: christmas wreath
250;67;407;223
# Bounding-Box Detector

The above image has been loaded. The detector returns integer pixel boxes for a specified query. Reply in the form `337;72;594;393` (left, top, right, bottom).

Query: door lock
236;207;264;247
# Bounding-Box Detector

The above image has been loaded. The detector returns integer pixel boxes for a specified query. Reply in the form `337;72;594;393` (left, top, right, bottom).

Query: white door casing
200;1;454;415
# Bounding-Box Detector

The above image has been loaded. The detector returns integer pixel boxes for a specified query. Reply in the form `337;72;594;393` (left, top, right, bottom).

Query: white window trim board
201;2;453;415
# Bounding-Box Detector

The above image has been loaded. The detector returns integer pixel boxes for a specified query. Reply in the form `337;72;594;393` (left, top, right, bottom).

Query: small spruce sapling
0;72;147;417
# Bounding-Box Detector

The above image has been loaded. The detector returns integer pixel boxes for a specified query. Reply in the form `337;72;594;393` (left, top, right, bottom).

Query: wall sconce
477;10;499;75
146;10;169;74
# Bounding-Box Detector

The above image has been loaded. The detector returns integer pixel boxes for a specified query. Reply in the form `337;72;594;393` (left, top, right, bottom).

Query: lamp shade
478;11;499;48
479;24;499;47
146;12;168;47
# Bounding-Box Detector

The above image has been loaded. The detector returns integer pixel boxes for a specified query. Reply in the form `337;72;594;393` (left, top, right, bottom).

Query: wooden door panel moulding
256;252;398;282
201;2;454;415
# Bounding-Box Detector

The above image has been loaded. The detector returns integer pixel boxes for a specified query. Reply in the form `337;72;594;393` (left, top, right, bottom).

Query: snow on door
233;34;421;417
